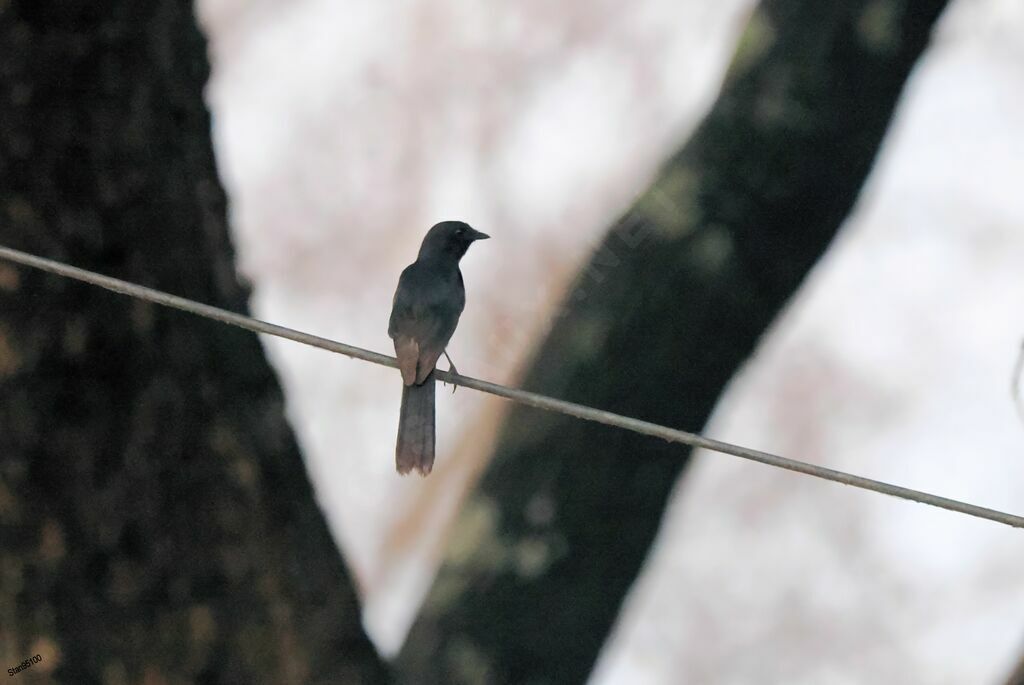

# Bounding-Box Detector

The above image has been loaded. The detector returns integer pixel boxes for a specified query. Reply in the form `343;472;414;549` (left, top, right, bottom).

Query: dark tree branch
396;1;950;683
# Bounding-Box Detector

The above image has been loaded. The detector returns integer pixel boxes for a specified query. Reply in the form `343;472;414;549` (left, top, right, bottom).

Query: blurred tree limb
0;1;386;682
1007;651;1024;685
397;0;949;683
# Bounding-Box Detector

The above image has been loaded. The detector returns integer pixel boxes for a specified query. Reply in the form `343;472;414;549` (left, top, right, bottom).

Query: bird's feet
443;349;459;394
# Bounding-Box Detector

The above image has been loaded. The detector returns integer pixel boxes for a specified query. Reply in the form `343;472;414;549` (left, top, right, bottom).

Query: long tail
396;372;436;475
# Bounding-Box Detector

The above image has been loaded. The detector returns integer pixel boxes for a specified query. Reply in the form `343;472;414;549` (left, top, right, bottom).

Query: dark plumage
388;220;489;475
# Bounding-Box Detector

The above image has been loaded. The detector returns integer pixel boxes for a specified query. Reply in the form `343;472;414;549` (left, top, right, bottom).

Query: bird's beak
470;228;490;241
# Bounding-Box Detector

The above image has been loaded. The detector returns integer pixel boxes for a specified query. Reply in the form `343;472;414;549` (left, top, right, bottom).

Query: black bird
388;220;489;475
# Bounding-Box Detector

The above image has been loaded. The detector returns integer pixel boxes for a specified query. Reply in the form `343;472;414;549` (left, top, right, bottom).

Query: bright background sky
198;1;1024;681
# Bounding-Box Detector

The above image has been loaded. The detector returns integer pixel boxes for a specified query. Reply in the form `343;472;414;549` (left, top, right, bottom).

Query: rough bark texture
397;1;949;683
0;1;387;682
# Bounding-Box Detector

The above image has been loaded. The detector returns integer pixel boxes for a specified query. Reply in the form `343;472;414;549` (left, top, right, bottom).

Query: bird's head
418;220;490;261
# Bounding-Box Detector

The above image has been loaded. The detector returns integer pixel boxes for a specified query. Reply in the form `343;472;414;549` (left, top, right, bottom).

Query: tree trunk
0;1;387;682
396;1;949;683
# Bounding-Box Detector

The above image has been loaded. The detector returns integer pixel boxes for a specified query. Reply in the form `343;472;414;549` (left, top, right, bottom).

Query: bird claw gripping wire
443;349;458;394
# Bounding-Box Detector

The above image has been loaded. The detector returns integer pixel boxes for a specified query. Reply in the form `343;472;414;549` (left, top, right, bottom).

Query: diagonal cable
1;244;1021;529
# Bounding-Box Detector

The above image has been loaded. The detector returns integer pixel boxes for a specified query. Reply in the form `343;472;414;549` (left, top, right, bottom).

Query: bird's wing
413;316;451;384
389;262;464;385
393;335;419;386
